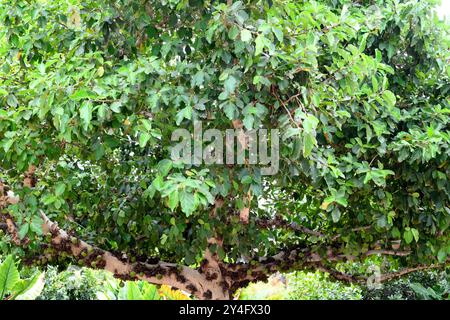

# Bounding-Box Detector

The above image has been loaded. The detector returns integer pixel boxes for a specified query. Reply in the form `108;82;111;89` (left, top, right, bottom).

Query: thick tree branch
1;180;231;300
378;264;446;282
38;210;228;300
222;244;441;288
364;249;411;257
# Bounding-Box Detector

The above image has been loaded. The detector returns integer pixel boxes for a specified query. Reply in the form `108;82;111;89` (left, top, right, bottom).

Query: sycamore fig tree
0;0;449;300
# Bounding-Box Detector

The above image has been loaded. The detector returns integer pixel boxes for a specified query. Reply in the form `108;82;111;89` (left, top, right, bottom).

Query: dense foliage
37;265;107;300
363;269;449;300
240;271;363;299
37;265;186;300
0;0;448;299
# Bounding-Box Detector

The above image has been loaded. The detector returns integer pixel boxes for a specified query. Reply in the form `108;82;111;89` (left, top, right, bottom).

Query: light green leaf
70;89;96;101
126;282;143;300
142;283;160;300
302;133;316;158
79;102;92;130
18;224;29;240
228;25;240;40
0;255;20;299
110;101;122;113
55;183;66;196
403;229;413;244
157;159;173;176
255;34;265;56
139;132;151;148
331;208;341;223
240;29;252;42
303;115;319;134
14;272;45;300
224;76;238;94
243;114;254;130
223;102;236;120
168;189;179;211
272;27;283;42
180;191;196;216
382;90;396;108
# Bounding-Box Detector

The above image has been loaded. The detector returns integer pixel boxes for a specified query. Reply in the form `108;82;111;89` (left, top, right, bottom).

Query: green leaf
55;183;66;196
18;224;29;240
302;133;316;158
0;255;20;299
14;272;45;300
223;101;236;120
168;189;179;211
359;33;368;52
139;132;151;148
157;159;173;176
228;25;240;40
303;115;319;134
410;228;419;242
240;29;252;42
372;75;378;92
2;139;14;153
241;175;252;184
151;175;164;192
97;104;107;121
142;283;160;300
70;89;96;101
243;114;254;130
437;247;448;263
180;191;196;216
403;229;413;244
126;282;143;300
224;76;238;94
192;71;204;87
79;102;92;130
382;90;396;107
6;94;18;107
110;101;122;113
272;27;283;42
331;208;341;223
255;34;265;56
30;216;44;236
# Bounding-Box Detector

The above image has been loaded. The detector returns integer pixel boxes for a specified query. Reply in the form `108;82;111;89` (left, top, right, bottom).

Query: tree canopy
0;0;449;299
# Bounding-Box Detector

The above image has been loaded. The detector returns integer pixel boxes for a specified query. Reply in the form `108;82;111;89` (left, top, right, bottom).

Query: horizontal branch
224;243;443;288
37;210;228;300
364;249;411;257
379;264;446;282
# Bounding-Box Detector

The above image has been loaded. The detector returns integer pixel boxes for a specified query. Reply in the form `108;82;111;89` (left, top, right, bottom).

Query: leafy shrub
240;271;362;300
239;274;290;300
363;270;449;300
37;265;190;300
37;265;109;300
287;271;362;300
